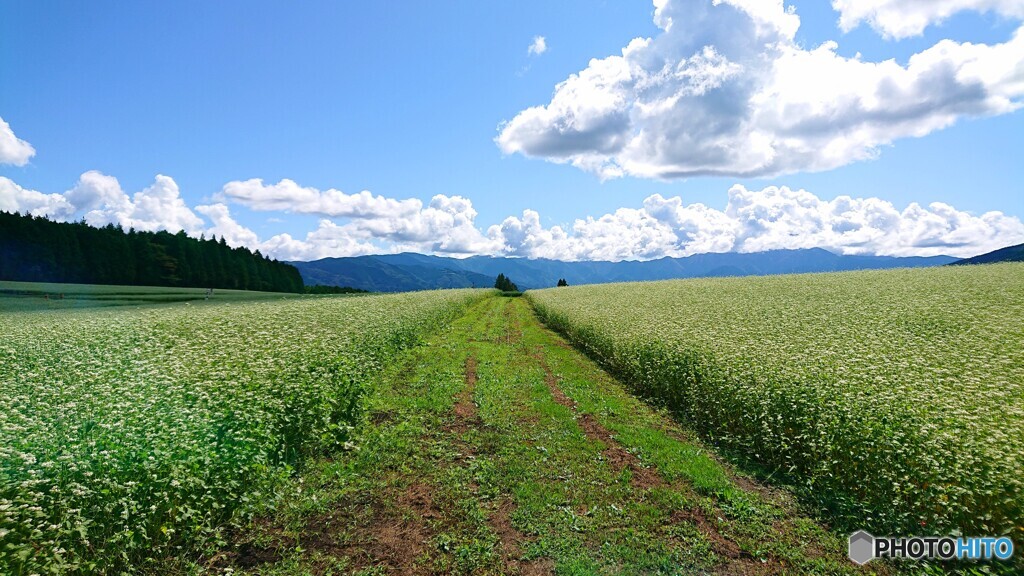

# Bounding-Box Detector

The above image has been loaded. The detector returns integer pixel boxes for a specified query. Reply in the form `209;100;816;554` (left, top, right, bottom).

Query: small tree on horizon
557;278;568;287
494;273;519;292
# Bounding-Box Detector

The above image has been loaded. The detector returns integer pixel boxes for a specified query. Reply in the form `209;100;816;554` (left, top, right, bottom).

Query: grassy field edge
203;295;881;575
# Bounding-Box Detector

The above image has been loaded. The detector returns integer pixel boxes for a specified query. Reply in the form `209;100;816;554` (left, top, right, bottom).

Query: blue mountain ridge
291;248;959;292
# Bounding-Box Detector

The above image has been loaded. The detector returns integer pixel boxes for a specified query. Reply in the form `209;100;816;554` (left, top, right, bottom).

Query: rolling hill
294;255;494;292
949;242;1024;266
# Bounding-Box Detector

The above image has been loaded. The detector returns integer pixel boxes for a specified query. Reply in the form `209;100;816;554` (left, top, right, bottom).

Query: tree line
0;211;304;293
494;273;519;292
304;285;369;294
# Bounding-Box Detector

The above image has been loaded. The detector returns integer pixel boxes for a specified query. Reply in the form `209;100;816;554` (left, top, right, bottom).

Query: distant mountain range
949;242;1024;266
291;248;959;292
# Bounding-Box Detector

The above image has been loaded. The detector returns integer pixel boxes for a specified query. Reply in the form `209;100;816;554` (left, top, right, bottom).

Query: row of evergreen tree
304;284;369;294
0;211;304;293
493;273;519;292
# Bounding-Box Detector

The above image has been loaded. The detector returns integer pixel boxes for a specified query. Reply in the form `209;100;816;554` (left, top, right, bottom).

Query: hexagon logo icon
848;530;875;565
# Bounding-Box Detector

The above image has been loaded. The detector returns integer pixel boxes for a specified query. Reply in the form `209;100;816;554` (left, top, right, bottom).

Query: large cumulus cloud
496;0;1024;179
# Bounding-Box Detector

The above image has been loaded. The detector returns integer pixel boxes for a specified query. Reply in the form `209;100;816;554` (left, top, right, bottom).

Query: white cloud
0;177;75;218
190;179;502;260
0;172;498;260
724;185;1024;257
496;0;1024;179
262;192;500;259
341;194;500;255
833;0;1024;39
0;117;36;167
488;207;683;261
0;171;206;236
260;220;380;261
82;173;207;235
64;170;127;213
219;178;422;218
528;36;548;56
486;185;1024;260
195;203;260;248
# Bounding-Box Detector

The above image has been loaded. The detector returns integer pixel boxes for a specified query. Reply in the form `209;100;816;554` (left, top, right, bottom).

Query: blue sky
1;0;1022;260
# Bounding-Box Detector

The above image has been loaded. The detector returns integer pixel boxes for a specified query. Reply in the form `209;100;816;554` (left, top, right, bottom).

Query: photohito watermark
848;530;1015;565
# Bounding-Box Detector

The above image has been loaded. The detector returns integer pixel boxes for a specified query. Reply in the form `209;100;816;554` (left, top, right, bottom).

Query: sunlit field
4;265;1022;574
529;264;1024;541
0;289;486;573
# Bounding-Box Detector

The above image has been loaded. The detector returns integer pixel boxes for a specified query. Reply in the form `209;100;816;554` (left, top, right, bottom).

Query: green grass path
207;295;879;575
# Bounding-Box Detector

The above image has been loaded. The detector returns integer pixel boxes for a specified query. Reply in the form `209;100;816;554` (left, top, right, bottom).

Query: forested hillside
0;211;303;292
950;242;1024;265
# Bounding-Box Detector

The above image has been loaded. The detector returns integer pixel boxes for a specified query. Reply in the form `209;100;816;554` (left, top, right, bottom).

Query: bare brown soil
449;356;480;433
535;352;663;489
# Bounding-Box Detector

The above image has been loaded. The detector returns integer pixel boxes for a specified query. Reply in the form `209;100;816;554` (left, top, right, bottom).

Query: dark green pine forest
0;211;304;293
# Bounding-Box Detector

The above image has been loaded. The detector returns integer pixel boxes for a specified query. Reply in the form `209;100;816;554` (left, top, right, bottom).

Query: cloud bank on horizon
496;0;1024;179
2;0;1023;263
3;163;1022;261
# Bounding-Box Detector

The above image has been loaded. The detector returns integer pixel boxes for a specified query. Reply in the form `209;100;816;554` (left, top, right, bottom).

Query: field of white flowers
0;289;486;574
529;264;1024;541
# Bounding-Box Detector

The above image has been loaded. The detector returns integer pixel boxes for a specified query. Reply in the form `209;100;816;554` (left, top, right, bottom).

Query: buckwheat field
0;289;486;574
528;264;1024;541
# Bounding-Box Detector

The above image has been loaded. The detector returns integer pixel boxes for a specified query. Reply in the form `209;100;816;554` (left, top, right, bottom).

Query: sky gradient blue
1;0;1021;241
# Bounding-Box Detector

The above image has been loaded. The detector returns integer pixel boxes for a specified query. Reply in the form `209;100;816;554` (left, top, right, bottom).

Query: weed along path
215;295;873;575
